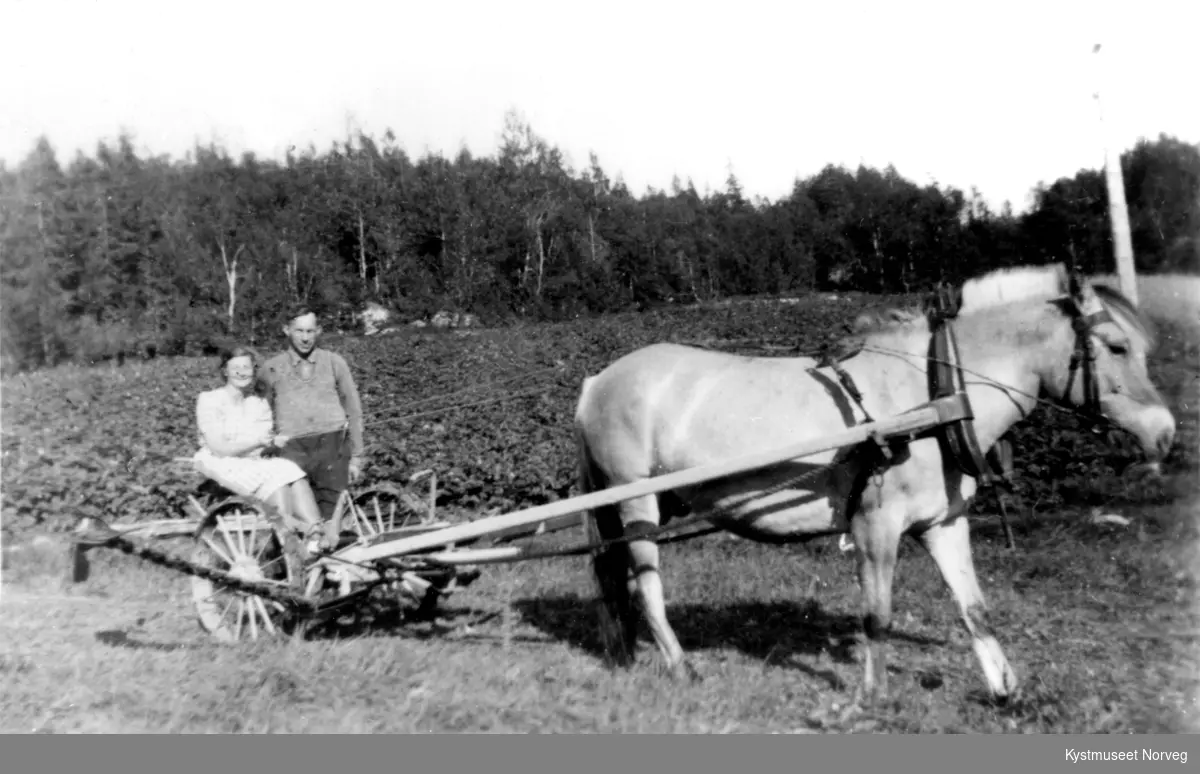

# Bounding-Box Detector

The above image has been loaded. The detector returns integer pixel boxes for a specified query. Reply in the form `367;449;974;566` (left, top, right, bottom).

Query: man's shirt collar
286;347;320;365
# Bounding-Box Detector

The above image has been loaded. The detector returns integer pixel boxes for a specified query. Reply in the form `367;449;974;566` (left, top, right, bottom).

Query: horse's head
1041;269;1176;463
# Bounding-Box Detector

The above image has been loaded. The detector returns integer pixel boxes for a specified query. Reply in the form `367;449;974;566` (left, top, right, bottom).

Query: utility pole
1092;43;1138;304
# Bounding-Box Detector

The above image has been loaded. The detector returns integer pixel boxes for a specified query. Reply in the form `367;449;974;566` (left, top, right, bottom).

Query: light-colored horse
573;263;1175;702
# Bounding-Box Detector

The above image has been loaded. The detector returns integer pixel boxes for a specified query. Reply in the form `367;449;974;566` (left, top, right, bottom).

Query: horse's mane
962;264;1156;346
850;306;926;335
1092;281;1158;349
847;265;1073;336
844;262;1156;350
958;263;1069;313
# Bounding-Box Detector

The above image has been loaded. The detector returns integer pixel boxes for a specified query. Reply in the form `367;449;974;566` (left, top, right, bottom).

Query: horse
572;262;1175;703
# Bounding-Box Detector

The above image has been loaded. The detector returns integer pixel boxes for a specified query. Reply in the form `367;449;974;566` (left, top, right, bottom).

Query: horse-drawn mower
69;409;950;643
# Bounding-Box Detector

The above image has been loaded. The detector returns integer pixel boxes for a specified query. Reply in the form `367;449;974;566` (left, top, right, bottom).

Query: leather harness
922;285;1013;487
815;279;1115;490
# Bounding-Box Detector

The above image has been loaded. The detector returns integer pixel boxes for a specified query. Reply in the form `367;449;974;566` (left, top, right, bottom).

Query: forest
2;111;1197;374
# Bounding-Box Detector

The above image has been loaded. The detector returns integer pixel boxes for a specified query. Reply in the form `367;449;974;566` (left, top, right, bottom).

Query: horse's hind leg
588;502;640;666
624;496;697;682
916;516;1017;701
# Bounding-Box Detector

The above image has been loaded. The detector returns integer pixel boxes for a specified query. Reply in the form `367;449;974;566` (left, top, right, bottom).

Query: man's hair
283;302;321;327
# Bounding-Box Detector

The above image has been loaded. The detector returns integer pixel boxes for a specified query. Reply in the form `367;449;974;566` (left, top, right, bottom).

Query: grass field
2;273;1197;734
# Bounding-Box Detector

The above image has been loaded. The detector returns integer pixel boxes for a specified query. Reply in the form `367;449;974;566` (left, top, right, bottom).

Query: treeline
1;110;1197;373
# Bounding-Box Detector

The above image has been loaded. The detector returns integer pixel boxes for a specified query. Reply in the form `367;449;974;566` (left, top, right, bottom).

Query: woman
193;346;326;544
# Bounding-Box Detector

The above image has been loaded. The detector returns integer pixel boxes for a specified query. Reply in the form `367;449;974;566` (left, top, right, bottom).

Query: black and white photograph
1;0;1197;739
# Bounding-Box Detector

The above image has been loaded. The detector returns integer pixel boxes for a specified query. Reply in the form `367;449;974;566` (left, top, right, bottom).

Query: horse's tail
575;379;639;666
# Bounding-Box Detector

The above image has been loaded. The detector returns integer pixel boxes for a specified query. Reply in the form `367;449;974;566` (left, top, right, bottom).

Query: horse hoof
603;651;634;671
853;684;885;708
991;681;1019;707
666;661;701;684
986;665;1019;706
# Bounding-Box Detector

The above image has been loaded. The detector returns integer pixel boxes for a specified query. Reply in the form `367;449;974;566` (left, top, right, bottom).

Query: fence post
1092;42;1138;304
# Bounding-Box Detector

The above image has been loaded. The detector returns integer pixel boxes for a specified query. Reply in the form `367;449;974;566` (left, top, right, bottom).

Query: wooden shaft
419;522;718;566
112;519;204;539
336;406;942;564
422;546;529;565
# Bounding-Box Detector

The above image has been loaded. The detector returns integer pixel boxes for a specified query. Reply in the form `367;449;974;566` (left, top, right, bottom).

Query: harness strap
925;286;1012;488
829;362;872;422
817;354;894;463
808;284;1116;492
806;284;1025;490
1063;308;1114;417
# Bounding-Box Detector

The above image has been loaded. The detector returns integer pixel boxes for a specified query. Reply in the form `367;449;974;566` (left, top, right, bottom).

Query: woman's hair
216;345;268;397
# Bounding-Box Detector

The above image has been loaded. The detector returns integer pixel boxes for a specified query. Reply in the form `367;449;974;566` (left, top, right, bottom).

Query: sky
1;0;1197;214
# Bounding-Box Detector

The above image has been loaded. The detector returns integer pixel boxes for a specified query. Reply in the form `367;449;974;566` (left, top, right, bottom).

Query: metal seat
194;478;239;507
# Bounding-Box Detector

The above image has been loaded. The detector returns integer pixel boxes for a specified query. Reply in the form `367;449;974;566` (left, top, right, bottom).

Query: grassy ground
2;272;1197;733
2;493;1197;733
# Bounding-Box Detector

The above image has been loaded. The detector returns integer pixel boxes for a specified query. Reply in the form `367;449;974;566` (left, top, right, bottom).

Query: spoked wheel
190;498;306;643
334;481;466;624
344;484;438;540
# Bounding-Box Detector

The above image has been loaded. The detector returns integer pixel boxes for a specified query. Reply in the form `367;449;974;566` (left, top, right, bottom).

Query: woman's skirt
192;447;306;500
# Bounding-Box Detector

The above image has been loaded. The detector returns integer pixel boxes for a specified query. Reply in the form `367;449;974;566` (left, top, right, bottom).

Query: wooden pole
336;406;944;564
1092;43;1138;304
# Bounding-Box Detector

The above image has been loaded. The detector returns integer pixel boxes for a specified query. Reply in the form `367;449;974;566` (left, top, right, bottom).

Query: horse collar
925;301;1013;488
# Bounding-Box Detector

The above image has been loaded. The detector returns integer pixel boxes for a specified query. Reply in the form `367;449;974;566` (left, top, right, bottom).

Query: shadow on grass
302;604;525;643
95;629;196;652
513;594;948;689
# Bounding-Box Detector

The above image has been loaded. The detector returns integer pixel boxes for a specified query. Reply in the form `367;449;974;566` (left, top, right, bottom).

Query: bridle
1059;298;1116;421
916;276;1117;487
813;272;1129;489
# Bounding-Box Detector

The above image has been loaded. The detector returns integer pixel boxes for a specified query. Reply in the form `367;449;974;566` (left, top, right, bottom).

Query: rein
856;344;1107;426
809;280;1118;493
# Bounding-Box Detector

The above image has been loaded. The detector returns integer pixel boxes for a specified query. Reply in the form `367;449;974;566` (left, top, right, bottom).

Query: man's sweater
261;347;365;458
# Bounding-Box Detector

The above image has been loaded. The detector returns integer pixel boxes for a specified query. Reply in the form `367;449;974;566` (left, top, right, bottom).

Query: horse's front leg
627;532;697;682
852;505;903;703
621;493;697;683
916;515;1018;702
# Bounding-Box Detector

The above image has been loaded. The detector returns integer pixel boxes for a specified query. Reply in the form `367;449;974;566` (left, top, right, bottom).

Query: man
261;305;366;541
